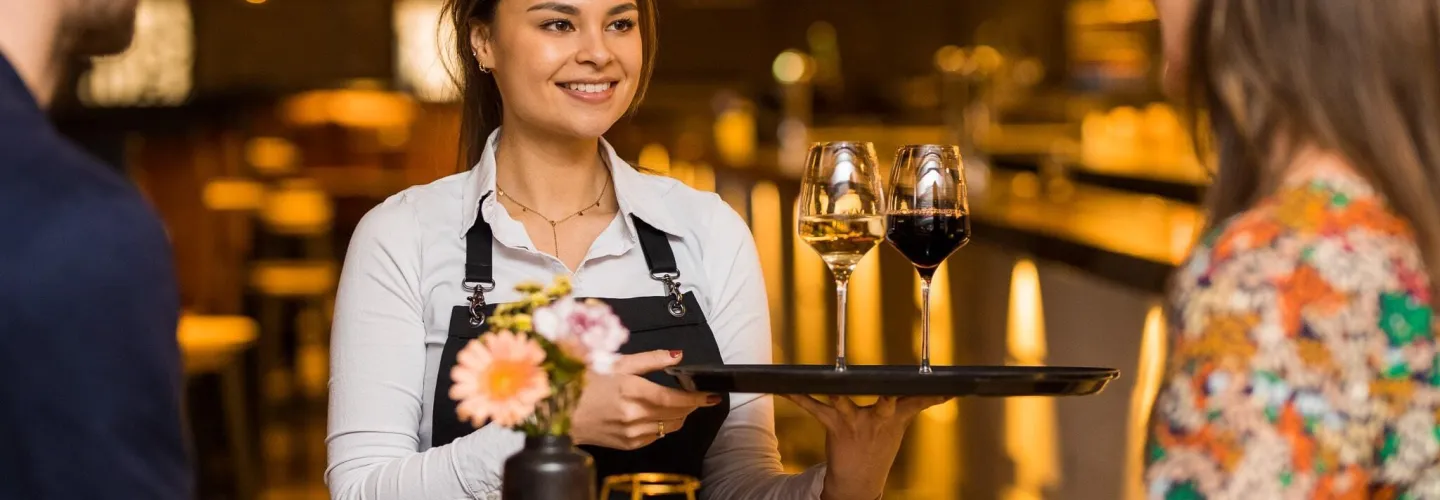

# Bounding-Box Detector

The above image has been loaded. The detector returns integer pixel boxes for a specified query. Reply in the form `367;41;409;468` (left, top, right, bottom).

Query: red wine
885;210;970;279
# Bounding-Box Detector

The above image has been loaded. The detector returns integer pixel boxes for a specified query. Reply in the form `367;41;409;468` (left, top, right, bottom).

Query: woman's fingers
897;396;953;418
613;417;688;450
781;394;839;427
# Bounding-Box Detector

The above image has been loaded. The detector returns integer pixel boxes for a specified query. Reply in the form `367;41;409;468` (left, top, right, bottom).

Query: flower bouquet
448;276;629;499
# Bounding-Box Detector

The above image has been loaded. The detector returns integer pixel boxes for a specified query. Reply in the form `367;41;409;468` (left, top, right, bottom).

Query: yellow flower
546;276;573;297
513;314;533;332
489;316;511;330
515;281;543;294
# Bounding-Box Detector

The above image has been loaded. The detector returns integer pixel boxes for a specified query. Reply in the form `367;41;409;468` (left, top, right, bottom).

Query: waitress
324;0;945;498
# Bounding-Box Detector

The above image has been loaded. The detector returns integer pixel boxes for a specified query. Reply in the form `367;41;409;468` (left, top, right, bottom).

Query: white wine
799;214;884;276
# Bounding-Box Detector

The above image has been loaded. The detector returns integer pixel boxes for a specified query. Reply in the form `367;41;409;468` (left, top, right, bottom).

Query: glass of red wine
885;145;970;374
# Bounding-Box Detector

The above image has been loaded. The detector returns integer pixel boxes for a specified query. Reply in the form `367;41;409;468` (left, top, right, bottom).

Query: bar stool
179;313;260;500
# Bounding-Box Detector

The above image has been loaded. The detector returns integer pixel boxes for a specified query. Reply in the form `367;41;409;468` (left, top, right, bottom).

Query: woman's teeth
564;82;612;93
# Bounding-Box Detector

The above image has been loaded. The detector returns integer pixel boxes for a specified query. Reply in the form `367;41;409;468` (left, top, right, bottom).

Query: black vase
502;434;595;500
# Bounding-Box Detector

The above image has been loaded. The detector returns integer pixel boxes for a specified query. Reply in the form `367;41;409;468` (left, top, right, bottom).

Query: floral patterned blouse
1145;167;1440;499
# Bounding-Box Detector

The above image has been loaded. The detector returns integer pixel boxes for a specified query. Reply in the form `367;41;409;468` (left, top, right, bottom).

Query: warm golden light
792;198;828;365
203;178;265;211
250;261;337;297
394;0;460;102
260;181;333;235
847;249;882;365
714;107;757;167
934;45;968;74
1003;258;1059;500
281;89;417;129
772;50;811;85
1125;304;1168;500
178;313;258;373
751;182;785;362
1006;259;1046;363
245;137;299;175
692;163;717;193
638;143;672;175
971;45;1004;76
1010;172;1041;199
79;0;193;107
719;183;749;226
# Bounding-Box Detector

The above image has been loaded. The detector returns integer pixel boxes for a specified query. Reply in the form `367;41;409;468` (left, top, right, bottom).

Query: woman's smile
556;79;618;103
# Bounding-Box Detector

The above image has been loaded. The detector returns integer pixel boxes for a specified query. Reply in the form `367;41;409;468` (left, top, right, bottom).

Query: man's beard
58;0;140;59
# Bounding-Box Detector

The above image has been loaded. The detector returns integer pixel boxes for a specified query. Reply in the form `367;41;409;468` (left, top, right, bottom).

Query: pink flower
448;330;551;428
533;298;629;374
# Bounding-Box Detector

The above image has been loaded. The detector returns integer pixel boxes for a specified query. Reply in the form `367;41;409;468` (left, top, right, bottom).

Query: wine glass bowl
885;145;970;374
798;141;886;372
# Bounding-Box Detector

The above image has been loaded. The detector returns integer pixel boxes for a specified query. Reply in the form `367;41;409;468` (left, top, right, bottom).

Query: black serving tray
665;364;1119;397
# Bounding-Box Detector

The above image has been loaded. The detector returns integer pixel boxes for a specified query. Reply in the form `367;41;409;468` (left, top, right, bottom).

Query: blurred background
50;0;1203;498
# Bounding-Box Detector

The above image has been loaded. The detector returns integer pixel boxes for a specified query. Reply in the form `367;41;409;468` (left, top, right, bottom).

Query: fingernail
705;394;721;405
669;350;683;358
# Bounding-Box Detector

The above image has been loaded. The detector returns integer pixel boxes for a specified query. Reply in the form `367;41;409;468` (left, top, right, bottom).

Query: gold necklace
497;170;611;258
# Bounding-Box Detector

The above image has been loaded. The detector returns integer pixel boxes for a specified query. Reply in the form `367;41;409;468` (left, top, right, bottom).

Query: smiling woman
324;1;947;499
449;0;658;170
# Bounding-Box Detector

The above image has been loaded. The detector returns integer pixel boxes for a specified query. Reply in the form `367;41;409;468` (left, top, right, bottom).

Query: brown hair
1185;0;1440;296
442;0;660;170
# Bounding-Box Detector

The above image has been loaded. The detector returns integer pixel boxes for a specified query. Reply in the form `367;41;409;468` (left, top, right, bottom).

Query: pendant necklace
498;169;612;259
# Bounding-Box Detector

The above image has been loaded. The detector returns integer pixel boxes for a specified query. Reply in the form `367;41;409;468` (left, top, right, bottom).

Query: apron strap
465;194;685;316
632;216;687;317
464;193;495;287
631;216;678;277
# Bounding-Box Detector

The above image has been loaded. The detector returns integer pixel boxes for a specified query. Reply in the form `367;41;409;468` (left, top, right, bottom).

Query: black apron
432;203;730;494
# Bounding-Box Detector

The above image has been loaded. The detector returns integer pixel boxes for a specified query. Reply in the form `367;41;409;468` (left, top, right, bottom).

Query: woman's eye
541;19;575;32
607;18;636;32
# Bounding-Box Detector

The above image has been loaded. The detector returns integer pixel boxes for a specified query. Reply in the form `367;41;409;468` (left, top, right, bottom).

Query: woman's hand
570;350;721;450
783;395;951;500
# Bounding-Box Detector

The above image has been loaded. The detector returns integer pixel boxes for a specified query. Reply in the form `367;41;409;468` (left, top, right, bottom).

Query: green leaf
1166;481;1204;500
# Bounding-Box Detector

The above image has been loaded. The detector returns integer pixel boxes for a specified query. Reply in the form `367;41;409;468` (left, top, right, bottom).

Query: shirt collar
458;127;684;240
0;51;45;124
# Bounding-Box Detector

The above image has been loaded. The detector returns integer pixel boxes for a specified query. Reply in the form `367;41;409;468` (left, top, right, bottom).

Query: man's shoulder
0;129;171;283
0;123;138;202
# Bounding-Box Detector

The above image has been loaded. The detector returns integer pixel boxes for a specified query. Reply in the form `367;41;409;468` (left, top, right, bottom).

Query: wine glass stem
835;278;849;372
920;276;933;374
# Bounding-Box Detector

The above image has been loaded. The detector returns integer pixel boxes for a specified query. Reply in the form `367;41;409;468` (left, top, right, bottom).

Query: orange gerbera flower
449;330;552;428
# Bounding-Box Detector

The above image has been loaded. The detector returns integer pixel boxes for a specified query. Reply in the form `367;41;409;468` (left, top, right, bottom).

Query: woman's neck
493;124;613;216
1266;144;1362;191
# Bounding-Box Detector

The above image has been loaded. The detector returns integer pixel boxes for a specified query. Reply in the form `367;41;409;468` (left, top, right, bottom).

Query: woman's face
472;0;644;140
1154;0;1196;97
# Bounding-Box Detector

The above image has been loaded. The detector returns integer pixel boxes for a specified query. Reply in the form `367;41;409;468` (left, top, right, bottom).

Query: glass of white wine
798;141;886;372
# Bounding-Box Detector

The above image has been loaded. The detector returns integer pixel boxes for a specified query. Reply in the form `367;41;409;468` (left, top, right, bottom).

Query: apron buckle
651;272;686;318
463;280;495;327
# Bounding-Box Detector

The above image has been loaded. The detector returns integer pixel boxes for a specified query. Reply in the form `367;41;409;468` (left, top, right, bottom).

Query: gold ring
657;421;666;438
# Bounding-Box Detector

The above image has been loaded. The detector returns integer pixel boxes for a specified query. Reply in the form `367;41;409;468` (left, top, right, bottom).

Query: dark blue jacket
0;53;192;499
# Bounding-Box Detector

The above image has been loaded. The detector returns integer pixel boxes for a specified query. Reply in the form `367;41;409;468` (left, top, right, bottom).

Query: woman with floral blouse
1145;0;1440;498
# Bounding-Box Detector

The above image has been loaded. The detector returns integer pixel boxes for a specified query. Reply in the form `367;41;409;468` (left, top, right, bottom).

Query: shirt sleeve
1146;195;1440;498
696;195;826;500
325;195;516;500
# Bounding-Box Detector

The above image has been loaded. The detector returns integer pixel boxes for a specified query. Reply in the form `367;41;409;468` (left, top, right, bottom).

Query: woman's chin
547;120;622;141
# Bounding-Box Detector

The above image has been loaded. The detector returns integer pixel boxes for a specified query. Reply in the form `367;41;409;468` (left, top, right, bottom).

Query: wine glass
798;142;886;372
884;145;970;374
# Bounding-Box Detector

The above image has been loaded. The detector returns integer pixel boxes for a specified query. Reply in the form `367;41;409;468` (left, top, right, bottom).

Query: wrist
820;471;884;500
